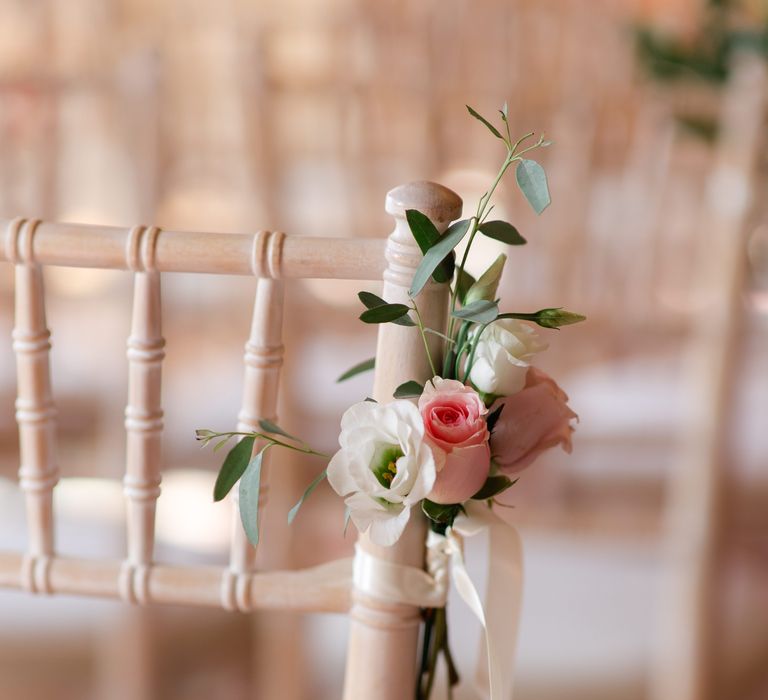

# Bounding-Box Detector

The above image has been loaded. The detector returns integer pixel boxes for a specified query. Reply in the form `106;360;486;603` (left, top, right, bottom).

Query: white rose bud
468;319;547;397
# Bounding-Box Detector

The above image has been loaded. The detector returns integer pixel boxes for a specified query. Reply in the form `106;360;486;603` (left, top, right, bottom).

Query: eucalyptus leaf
337;357;376;383
466;105;504;140
478;220;526;245
360;303;412;324
405;209;452;283
471;474;515;500
213;437;233;453
393;380;424;399
238;446;269;546
287;469;327;524
515;159;551;214
213;435;255;502
455;268;476;305
451;299;499;324
464;254;507;305
358;292;416;326
259;419;299;442
410;219;471;297
358;291;387;309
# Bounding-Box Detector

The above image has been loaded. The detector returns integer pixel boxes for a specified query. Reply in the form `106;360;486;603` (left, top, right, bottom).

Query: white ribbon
352;502;524;699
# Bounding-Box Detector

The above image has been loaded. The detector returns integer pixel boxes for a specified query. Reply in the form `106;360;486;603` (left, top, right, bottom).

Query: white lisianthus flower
327;399;436;546
468;319;548;396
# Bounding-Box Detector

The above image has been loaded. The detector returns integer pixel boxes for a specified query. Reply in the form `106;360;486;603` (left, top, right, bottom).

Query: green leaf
259;419;299;442
478;220;526;245
451;299;499;324
358;292;416;326
213;437;232;453
358;291;388;309
360;303;412;324
515;159;551;214
486;403;504;433
405;210;452;283
466;105;504;140
393;380;424;399
213;436;255;502
410;219;471;297
464;254;507;305
337;357;375;383
422;499;463;526
287;469;327;524
238;446;269;546
497;308;586;329
455;268;476;305
472;475;516;500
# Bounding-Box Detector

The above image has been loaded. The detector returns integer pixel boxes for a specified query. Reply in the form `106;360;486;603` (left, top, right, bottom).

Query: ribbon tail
454;503;524;700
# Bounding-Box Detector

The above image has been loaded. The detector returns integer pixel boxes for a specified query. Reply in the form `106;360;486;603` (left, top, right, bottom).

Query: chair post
343;181;461;700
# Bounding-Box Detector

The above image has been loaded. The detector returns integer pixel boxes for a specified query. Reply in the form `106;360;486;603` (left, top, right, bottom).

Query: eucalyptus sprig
343;104;585;393
197;421;328;545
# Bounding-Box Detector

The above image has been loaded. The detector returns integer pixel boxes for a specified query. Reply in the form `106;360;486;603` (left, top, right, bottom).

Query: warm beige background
0;0;766;699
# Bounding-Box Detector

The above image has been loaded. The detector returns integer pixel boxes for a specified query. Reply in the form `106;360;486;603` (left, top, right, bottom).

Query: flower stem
411;299;438;378
423;606;446;699
461;320;491;382
445;132;547;351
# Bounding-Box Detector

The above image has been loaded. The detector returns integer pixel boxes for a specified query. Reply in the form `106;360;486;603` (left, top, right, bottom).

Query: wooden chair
0;180;462;699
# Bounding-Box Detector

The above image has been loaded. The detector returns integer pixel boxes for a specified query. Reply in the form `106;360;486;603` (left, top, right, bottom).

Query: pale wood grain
0;219;386;279
223;271;285;612
0;552;350;612
343;181;460;700
6;217;59;594
121;225;165;605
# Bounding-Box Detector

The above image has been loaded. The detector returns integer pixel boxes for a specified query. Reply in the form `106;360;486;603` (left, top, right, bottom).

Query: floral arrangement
197;104;584;698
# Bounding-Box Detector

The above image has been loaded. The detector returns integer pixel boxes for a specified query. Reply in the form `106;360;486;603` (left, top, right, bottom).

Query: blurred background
0;0;767;698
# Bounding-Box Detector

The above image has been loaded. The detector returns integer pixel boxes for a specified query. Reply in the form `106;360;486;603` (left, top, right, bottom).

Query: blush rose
418;377;491;504
490;367;577;474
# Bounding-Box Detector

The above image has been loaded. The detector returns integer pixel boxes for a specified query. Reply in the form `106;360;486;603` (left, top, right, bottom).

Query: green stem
417;609;436;699
452;322;471;380
462;320;492;383
423;607;446;699
446;154;512;343
201;431;329;459
411;299;438;378
444;131;547;354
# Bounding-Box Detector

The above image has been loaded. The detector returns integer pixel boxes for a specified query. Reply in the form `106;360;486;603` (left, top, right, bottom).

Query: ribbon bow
352;501;524;699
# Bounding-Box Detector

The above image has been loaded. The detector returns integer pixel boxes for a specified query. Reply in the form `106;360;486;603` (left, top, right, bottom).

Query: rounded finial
385;181;462;227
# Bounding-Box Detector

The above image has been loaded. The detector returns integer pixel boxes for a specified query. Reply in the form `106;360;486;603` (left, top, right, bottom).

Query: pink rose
490;367;577;474
418;377;491;504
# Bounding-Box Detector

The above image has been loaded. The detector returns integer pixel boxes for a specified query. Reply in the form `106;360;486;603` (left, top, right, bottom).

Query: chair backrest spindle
121;225;165;605
223;254;286;612
6;217;59;595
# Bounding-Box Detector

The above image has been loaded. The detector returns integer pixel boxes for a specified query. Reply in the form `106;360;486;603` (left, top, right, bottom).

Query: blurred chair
652;53;768;700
